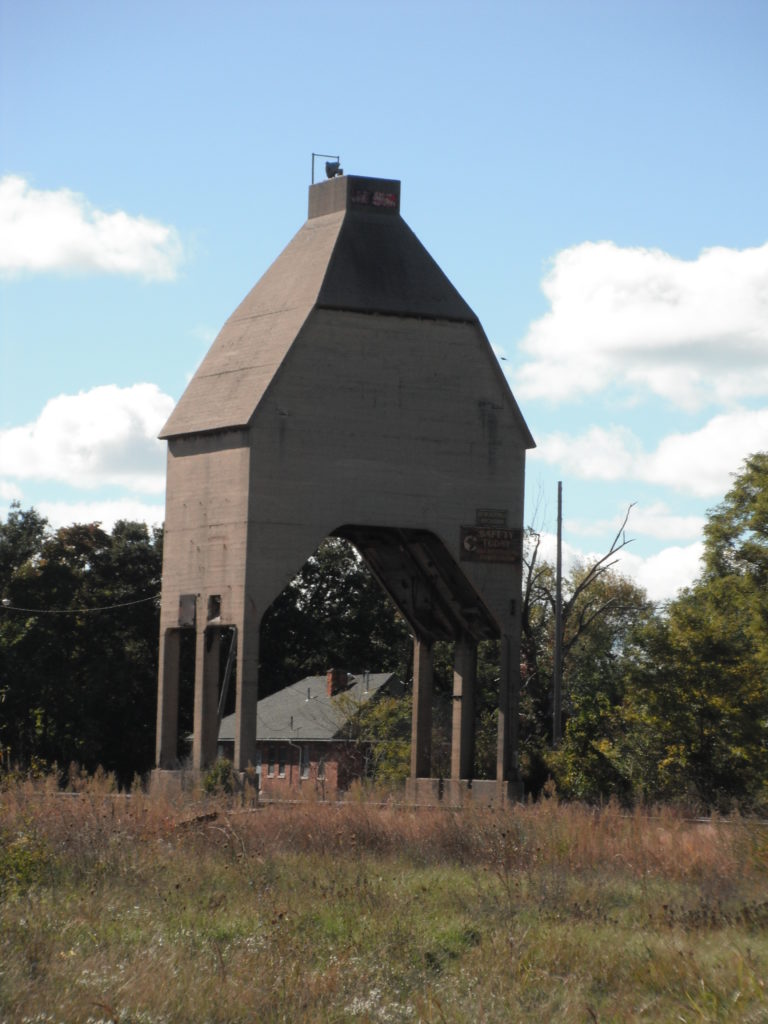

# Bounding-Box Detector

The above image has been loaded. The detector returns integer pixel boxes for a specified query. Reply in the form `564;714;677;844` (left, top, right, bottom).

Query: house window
267;747;275;777
278;750;286;778
300;746;310;780
317;756;326;781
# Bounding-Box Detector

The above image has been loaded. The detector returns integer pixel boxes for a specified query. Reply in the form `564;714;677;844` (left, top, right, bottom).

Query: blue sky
1;0;767;601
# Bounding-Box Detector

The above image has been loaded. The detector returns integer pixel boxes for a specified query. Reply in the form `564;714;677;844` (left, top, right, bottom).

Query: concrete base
150;767;260;800
149;768;197;798
405;777;522;807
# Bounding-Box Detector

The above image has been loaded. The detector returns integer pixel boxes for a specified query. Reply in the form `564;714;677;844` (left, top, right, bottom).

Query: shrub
203;758;234;795
0;831;52;895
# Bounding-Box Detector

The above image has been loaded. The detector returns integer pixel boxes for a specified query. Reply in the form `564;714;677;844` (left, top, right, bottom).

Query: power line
0;594;160;615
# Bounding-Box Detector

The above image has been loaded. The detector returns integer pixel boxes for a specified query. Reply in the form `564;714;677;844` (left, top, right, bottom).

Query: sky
1;0;767;603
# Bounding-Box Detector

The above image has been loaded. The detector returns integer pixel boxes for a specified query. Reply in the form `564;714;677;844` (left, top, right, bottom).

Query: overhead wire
0;594;160;615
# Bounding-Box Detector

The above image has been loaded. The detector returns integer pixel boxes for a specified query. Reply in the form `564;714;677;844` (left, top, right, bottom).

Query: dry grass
2;774;768;1023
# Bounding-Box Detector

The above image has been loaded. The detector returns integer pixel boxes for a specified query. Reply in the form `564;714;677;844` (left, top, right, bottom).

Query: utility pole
552;481;563;747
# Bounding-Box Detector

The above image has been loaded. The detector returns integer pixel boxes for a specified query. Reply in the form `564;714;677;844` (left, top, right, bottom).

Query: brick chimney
326;668;348;696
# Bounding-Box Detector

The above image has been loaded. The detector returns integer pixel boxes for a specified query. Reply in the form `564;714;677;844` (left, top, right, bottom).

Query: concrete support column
410;636;433;778
451;634;477;780
193;627;221;770
496;633;510;784
234;617;259;771
156;628;180;768
496;631;522;797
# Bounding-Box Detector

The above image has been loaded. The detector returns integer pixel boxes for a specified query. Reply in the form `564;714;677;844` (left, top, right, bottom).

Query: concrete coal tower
155;173;534;803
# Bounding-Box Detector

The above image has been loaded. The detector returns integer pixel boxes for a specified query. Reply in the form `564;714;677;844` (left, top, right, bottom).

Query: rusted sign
351;188;398;210
475;507;508;527
460;526;522;564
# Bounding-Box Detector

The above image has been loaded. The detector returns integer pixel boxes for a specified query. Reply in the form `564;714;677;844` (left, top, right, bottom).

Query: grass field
2;774;768;1023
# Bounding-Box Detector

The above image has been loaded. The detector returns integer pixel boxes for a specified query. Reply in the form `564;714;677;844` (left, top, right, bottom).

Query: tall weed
2;773;768;1023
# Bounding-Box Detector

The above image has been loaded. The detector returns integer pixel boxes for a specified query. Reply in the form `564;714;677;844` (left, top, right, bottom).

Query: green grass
2;776;768;1022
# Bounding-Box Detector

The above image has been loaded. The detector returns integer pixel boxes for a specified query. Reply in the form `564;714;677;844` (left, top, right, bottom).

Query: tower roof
160;175;520;440
311;175;477;322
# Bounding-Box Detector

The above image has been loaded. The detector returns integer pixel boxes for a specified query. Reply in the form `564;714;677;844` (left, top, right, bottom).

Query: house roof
218;672;404;743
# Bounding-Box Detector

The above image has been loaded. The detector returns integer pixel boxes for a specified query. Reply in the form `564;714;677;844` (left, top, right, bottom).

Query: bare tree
521;504;635;746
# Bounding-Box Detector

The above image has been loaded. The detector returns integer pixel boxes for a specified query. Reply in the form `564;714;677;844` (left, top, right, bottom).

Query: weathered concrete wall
159;430;251;627
242;309;526;629
156;430;252;768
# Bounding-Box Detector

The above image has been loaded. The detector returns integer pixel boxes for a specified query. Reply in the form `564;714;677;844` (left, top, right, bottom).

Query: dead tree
521;505;635;747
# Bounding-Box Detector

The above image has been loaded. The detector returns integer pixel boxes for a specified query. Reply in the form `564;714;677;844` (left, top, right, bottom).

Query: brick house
218;669;405;797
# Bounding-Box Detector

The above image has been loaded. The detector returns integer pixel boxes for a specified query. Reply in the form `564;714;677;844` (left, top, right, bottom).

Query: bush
0;831;52;896
203;758;234;795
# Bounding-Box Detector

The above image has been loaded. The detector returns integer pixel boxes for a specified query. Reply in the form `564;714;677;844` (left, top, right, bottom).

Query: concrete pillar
193;627;221;770
496;633;510;785
496;631;522;797
234;618;259;771
156;628;180;768
451;634;477;780
410;636;433;778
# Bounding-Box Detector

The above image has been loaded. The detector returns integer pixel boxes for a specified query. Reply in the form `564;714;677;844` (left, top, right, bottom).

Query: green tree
550;570;655;801
334;689;412;786
703;452;768;586
518;512;642;795
0;503;48;582
623;578;768;809
622;453;768;809
258;537;411;697
0;505;162;782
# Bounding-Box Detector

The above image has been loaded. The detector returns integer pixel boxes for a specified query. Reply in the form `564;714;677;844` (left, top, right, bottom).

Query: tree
334;689;412;786
622;577;768;809
621;453;768;809
0;505;162;783
258;537;411;697
703;452;768;586
518;511;639;793
0;503;48;582
549;570;655;801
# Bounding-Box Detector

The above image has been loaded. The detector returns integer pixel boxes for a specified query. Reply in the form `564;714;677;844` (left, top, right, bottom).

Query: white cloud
36;499;165;532
532;424;639;481
0;176;183;280
534;408;768;498
516;240;768;410
648;412;768;496
531;530;703;603
617;543;704;603
529;531;589;577
0;480;23;501
0;384;173;493
569;502;705;542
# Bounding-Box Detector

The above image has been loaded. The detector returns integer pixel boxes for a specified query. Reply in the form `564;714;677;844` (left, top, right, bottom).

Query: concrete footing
405;777;522;807
149;768;197;798
151;769;521;807
150;767;261;798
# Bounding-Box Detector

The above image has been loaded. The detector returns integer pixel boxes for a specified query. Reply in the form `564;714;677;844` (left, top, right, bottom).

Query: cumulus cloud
617;543;705;603
36;499;165;532
0;480;23;501
534;408;768;498
516;240;768;410
0;176;183;279
531;530;703;603
528;531;591;578
568;502;705;542
0;384;174;493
